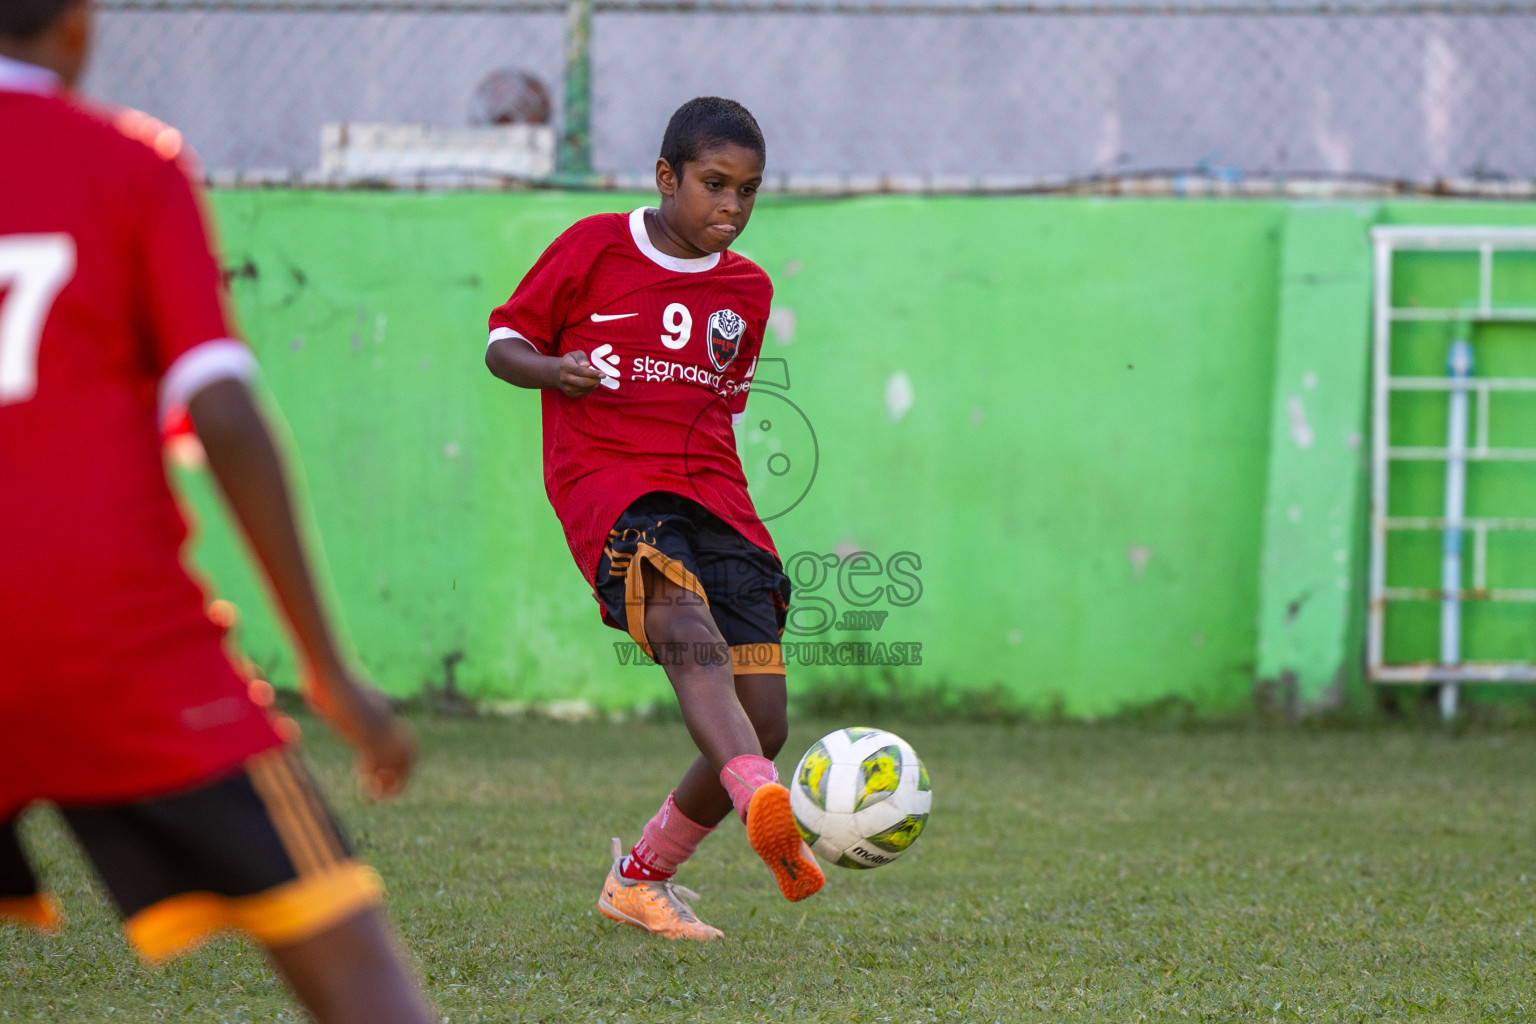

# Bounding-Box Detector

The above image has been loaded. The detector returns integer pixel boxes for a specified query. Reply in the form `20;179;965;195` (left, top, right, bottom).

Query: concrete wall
183;191;1536;715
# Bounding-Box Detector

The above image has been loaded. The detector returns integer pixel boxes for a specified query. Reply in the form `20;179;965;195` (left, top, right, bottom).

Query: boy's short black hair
659;97;765;173
0;0;80;39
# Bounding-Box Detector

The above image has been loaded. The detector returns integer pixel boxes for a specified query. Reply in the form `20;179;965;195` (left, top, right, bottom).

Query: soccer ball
789;727;931;869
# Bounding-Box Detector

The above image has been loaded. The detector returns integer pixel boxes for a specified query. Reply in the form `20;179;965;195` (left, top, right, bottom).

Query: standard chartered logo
590;343;620;389
632;354;727;388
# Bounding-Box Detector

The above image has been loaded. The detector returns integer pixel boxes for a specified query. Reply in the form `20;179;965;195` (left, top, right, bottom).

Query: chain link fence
88;0;1536;193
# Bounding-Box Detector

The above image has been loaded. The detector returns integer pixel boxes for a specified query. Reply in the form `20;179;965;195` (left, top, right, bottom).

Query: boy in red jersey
0;2;433;1020
486;97;824;940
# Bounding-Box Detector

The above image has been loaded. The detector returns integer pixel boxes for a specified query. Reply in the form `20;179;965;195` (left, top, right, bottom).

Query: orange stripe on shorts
248;753;326;877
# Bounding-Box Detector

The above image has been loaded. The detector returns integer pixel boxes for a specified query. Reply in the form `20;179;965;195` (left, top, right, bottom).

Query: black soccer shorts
595;490;792;675
0;747;382;963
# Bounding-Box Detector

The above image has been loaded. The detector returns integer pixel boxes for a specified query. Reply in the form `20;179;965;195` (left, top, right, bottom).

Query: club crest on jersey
708;309;746;371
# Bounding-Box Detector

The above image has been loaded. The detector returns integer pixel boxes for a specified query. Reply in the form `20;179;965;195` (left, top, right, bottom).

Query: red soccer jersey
489;208;776;586
0;62;282;817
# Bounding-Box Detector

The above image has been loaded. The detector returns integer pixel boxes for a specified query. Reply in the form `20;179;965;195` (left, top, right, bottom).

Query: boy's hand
557;351;606;398
485;338;607;396
304;666;417;800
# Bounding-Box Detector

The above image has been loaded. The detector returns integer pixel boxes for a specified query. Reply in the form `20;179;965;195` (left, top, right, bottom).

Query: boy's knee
750;707;789;759
759;723;788;760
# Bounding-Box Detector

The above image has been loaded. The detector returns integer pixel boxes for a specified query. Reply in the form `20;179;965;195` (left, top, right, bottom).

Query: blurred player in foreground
0;2;434;1020
486;97;824;941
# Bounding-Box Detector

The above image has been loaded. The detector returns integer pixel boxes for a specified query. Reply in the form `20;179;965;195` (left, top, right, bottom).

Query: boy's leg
268;907;433;1024
60;748;434;1022
641;565;820;902
594;496;819;935
673;672;790;829
598;572;812;939
597;495;778;808
596;565;760;938
623;672;786;877
640;561;764;782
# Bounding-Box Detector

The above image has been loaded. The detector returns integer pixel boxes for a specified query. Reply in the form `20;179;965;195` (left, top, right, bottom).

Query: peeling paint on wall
885;372;914;421
769;307;796;345
1287;394;1315;449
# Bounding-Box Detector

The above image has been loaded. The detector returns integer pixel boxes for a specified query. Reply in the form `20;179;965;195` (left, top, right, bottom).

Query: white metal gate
1369;226;1536;714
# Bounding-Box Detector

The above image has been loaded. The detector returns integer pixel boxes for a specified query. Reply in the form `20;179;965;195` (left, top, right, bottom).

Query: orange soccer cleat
598;839;724;941
745;783;825;902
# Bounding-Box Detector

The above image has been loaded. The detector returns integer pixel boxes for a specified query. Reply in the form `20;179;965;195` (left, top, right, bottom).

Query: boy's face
656;142;765;255
0;0;92;86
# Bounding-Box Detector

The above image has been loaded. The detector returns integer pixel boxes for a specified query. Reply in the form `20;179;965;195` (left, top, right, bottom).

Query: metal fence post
558;0;593;177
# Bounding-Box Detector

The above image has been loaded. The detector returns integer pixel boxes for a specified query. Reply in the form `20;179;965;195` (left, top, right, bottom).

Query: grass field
4;714;1536;1022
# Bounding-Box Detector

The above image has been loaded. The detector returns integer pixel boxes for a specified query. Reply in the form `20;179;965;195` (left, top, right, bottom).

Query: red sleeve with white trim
487;225;587;356
134;154;241;379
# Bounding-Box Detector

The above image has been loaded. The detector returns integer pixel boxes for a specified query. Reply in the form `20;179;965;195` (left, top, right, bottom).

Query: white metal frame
1369;227;1536;696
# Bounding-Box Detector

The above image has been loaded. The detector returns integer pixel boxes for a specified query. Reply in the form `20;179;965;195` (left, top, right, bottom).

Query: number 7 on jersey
0;234;77;406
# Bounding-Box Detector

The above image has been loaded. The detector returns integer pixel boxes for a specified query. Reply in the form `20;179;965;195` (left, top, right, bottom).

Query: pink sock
719;754;779;823
620;792;714;882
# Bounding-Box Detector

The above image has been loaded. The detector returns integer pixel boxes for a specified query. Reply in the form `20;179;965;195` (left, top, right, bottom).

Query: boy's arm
486;336;605;398
188;377;415;798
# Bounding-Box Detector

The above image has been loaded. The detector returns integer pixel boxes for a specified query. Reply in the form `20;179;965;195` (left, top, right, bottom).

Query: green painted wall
180;192;1536;716
1254;205;1378;711
1253;202;1536;711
